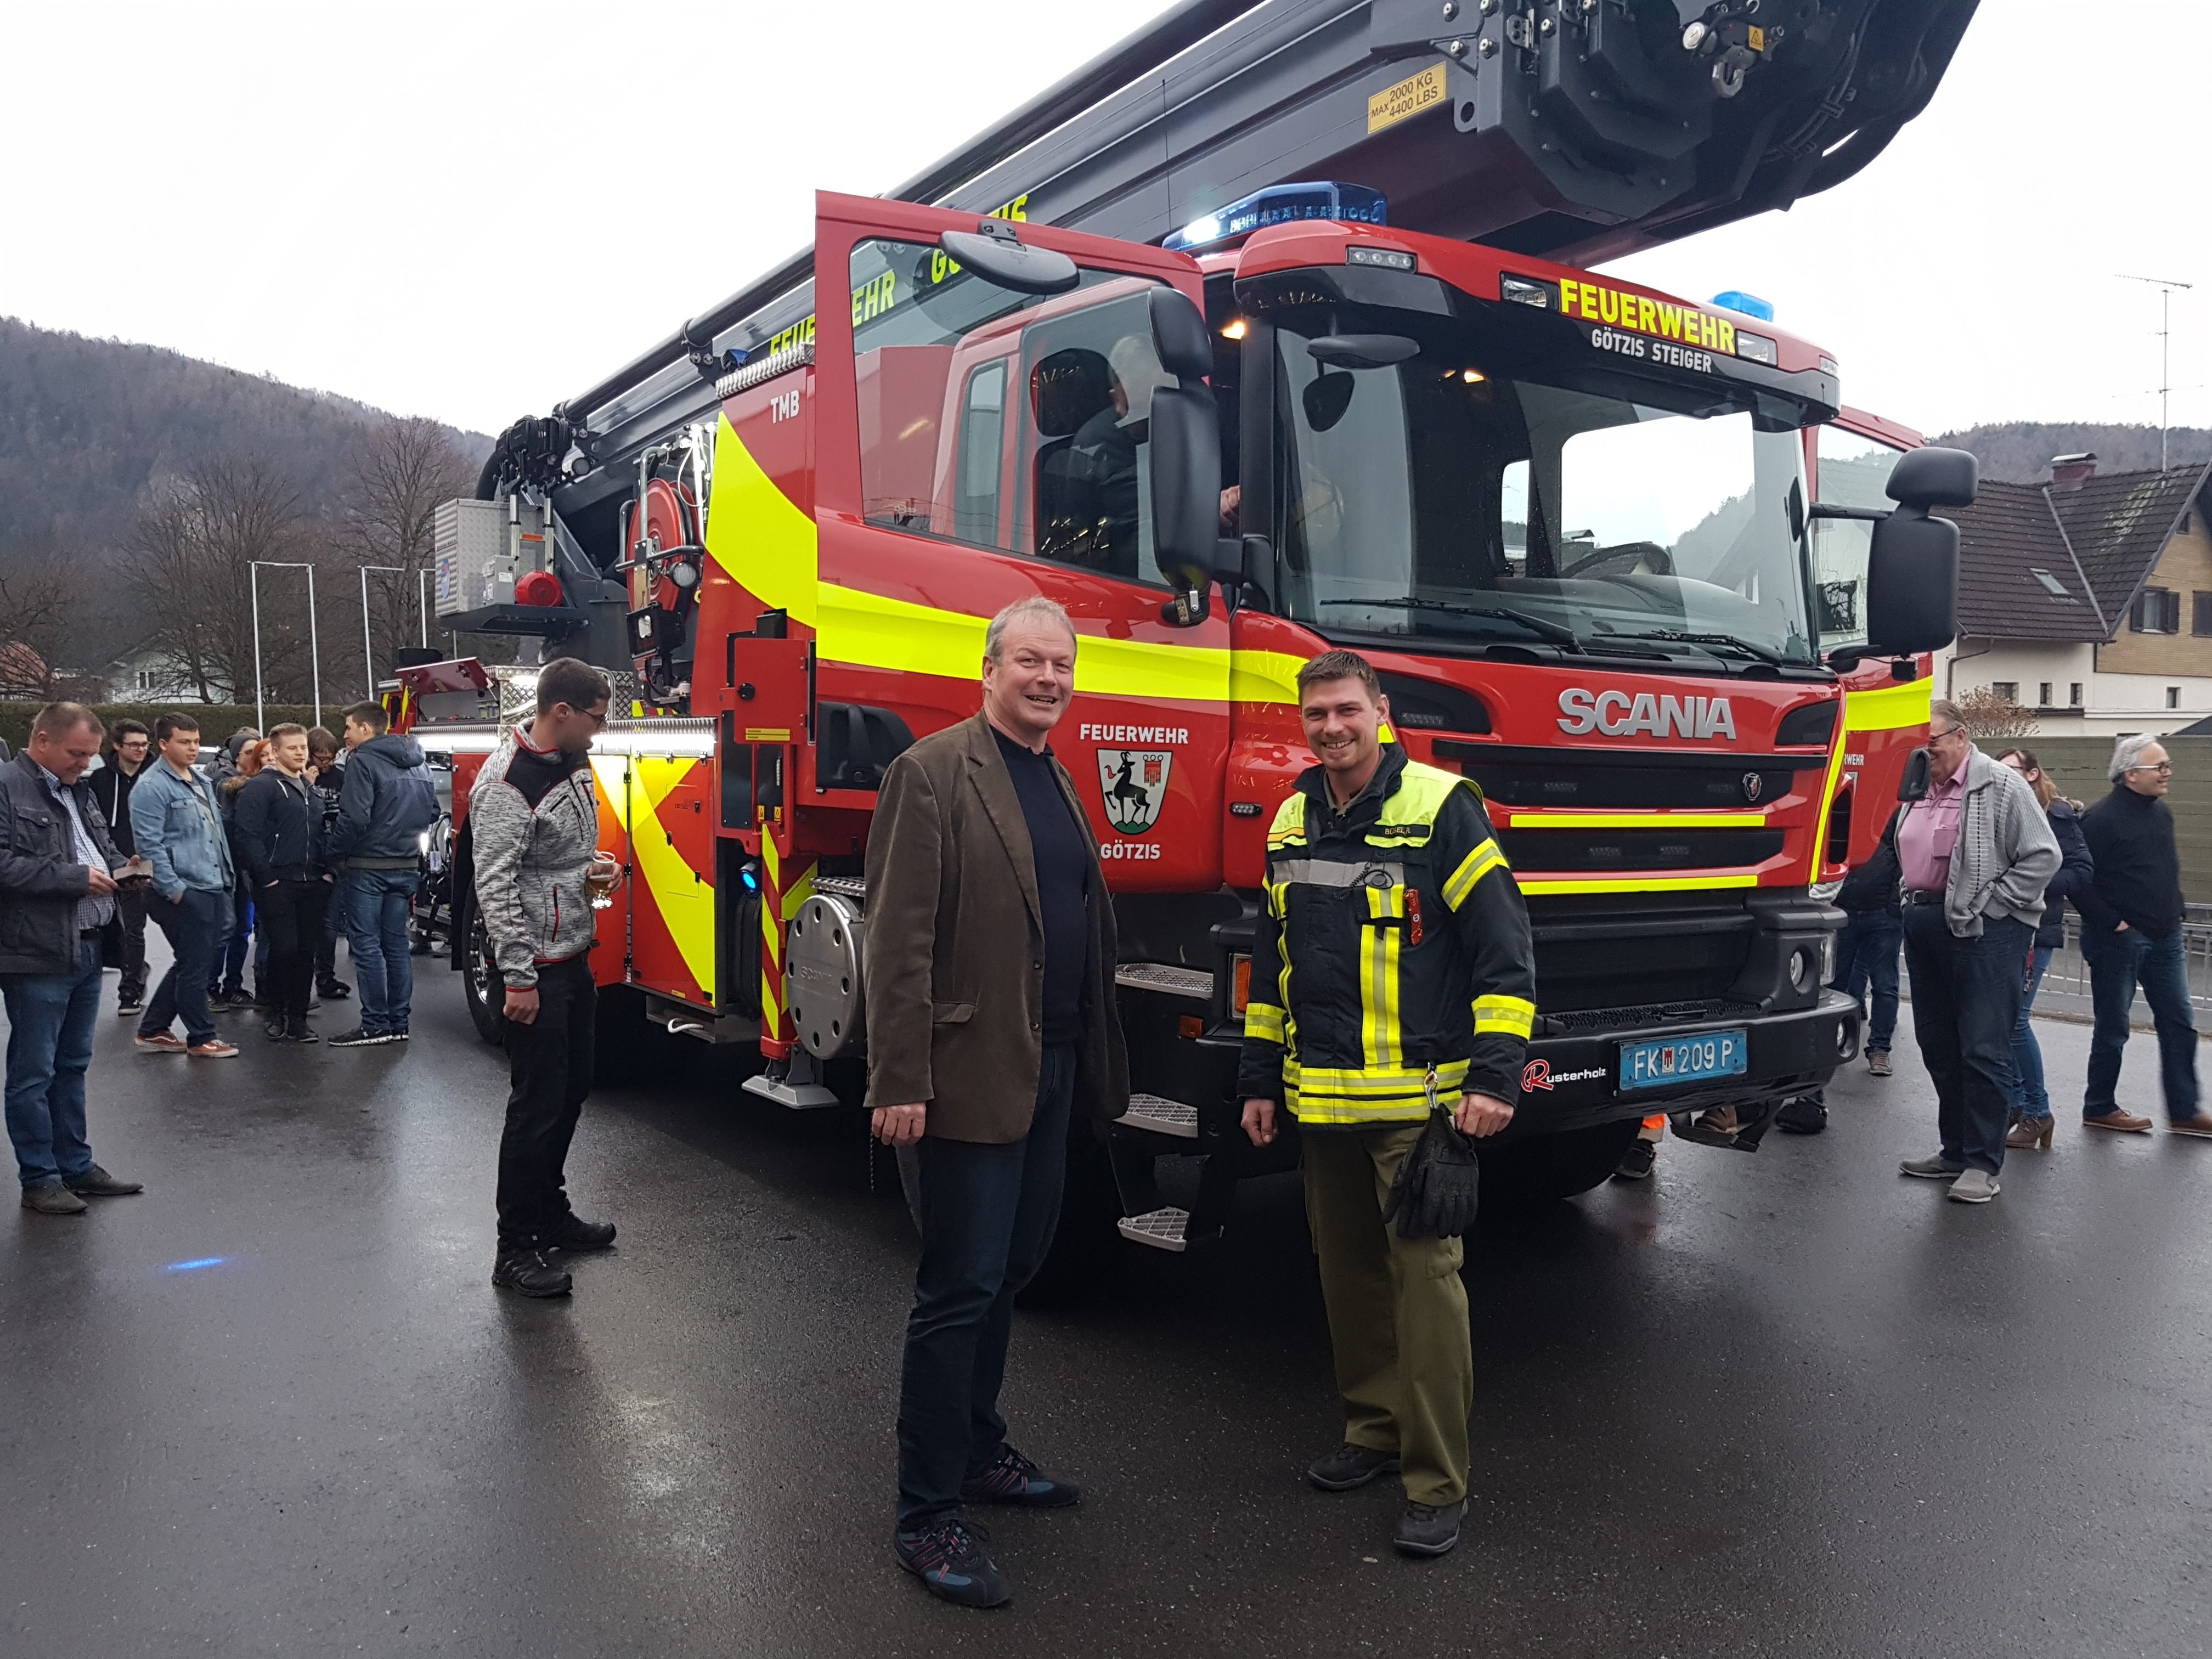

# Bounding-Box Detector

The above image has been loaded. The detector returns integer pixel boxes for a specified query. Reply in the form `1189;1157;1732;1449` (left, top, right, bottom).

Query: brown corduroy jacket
862;713;1128;1143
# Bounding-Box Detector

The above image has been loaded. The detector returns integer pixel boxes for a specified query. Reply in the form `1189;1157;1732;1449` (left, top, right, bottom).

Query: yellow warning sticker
1368;62;1448;135
744;727;792;743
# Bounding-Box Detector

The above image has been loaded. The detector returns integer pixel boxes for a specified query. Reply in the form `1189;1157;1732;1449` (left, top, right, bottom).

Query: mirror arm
1807;503;1886;522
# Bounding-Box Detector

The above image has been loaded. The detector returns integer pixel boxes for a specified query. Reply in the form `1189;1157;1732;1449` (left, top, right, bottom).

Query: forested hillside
1928;421;2211;483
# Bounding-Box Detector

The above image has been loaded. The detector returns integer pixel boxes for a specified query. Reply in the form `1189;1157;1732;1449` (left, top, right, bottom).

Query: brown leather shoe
2006;1116;2055;1150
21;1181;88;1216
2169;1114;2212;1138
2084;1110;2153;1134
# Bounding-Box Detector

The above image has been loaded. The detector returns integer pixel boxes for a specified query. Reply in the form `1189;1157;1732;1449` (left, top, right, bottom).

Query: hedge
0;703;329;756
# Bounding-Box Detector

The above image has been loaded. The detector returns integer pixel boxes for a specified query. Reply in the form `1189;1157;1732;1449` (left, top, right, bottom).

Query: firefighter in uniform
1239;649;1535;1559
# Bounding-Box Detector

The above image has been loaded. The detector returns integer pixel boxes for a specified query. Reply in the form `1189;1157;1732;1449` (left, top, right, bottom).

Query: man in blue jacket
326;701;439;1047
128;713;239;1059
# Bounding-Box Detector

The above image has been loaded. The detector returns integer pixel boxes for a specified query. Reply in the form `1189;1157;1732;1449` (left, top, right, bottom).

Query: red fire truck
419;0;1981;1259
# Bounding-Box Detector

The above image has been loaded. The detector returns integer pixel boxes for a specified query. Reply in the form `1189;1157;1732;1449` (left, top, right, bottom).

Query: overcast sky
1;1;2203;442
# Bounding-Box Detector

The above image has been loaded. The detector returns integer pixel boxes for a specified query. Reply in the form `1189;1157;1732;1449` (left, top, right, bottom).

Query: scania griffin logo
1556;687;1737;740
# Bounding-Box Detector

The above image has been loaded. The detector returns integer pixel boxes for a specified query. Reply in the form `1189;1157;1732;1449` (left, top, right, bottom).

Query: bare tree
0;566;76;698
1956;686;2039;742
123;456;309;702
342;416;475;683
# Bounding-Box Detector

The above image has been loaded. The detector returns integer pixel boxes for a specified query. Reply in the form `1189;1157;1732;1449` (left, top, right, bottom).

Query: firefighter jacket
1236;744;1536;1126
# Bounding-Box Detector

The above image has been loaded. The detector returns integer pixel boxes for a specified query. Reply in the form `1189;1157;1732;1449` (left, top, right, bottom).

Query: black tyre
460;915;507;1046
1478;1118;1644;1209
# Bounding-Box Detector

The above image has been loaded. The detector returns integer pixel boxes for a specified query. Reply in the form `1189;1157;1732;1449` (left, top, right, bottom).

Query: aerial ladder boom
486;0;1977;570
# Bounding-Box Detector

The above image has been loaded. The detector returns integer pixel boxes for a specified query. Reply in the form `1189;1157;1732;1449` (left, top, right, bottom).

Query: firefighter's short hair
1296;650;1383;706
984;596;1077;663
537;657;610;715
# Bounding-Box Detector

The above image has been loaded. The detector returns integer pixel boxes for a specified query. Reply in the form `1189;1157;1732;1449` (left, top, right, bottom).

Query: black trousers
115;884;149;1003
257;878;331;1022
495;955;596;1249
1901;907;2033;1176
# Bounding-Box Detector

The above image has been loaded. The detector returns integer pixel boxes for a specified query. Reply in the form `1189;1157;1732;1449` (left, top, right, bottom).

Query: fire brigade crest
1097;750;1172;835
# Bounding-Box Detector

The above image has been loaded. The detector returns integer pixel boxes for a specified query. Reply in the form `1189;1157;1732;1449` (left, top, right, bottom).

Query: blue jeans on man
3;936;106;1188
344;868;420;1035
1902;909;2032;1176
1833;912;1902;1053
143;887;231;1048
2082;926;2200;1125
2008;945;2056;1122
896;1043;1075;1530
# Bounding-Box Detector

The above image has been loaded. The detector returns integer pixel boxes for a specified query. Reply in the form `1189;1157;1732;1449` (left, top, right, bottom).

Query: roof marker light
1499;275;1553;308
1733;332;1779;366
1161;181;1387;251
1711;290;1775;320
1346;246;1415;271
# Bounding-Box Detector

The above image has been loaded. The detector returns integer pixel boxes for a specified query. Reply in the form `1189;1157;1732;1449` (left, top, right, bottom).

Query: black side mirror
1887;445;1978;510
1307;334;1419;370
1303;371;1356;432
1865;504;1960;656
936;223;1080;296
1899;747;1931;802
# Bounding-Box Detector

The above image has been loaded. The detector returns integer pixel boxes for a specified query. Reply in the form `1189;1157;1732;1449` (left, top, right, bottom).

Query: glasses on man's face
1931;726;1966;744
2131;761;2176;775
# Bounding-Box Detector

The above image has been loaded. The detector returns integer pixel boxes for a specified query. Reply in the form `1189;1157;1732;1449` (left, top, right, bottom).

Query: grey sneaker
1899;1154;1967;1180
1394;1499;1468;1558
21;1181;88;1216
1307;1443;1401;1492
1946;1168;2000;1203
1867;1049;1892;1076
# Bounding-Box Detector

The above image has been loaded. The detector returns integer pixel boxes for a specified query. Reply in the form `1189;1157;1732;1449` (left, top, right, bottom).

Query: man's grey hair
1928;698;1968;736
2111;732;2161;780
984;595;1077;663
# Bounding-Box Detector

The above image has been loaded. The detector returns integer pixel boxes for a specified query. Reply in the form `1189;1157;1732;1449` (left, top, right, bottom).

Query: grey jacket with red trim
471;724;599;990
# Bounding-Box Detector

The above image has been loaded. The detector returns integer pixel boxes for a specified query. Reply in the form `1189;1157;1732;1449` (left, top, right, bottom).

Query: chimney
2050;452;2098;492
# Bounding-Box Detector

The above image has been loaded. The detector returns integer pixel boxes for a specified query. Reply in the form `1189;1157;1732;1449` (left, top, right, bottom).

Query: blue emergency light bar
1710;290;1775;320
1163;181;1387;252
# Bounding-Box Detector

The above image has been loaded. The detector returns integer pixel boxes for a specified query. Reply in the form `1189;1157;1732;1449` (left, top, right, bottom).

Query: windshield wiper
1616;628;1786;665
1334;597;1587;650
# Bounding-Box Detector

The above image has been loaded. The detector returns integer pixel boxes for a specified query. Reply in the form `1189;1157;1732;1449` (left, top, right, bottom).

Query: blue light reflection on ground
163;1257;227;1272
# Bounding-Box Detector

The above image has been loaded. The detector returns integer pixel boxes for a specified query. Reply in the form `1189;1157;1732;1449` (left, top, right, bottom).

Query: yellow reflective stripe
1473;994;1536;1039
1443;841;1507;909
1288;1059;1470;1094
1507;812;1767;829
1229;650;1310;706
590;753;716;999
1516;873;1762;896
1244;1002;1286;1044
1290;1099;1434;1125
707;413;819;622
1844;678;1933;732
1357;892;1401;1069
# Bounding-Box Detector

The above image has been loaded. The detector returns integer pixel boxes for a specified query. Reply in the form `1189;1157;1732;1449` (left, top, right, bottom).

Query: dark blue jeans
2;936;105;1188
1834;912;1903;1052
343;869;419;1034
2082;926;2200;1124
2009;945;2055;1122
896;1043;1075;1530
144;887;230;1047
1903;908;2032;1176
213;878;252;995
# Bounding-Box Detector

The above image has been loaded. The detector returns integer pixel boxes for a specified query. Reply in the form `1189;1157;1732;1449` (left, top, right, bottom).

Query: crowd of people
2;643;2207;1607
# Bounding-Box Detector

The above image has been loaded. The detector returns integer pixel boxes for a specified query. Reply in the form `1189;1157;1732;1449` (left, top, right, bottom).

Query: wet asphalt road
4;948;2210;1659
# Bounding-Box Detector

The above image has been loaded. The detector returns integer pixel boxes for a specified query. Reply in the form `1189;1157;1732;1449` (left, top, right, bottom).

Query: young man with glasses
2075;736;2212;1137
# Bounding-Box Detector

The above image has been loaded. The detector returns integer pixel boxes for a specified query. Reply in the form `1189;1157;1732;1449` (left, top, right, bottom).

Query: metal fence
2030;909;2212;1025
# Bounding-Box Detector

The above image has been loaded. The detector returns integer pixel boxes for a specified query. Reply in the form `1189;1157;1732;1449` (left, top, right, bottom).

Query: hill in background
1927;421;2211;484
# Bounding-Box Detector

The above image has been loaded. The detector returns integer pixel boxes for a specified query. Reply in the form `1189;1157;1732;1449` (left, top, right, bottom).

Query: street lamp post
249;561;321;731
359;565;435;696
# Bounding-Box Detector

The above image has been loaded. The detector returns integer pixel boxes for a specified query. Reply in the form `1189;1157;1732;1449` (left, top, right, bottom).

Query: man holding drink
470;658;622;1299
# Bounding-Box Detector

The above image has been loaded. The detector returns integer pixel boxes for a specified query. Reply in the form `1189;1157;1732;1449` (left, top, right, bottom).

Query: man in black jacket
1;704;143;1215
88;719;153;1017
2076;736;2212;1136
327;701;439;1047
235;724;332;1042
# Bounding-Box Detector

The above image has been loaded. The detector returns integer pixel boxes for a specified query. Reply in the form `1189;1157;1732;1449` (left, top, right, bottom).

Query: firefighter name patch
1096;750;1171;836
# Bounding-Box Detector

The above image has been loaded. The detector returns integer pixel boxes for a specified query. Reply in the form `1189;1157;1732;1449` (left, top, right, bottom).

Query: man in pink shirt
1894;700;2060;1203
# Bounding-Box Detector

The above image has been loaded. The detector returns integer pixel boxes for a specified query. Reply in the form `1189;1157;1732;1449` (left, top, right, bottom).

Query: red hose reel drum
515;570;564;607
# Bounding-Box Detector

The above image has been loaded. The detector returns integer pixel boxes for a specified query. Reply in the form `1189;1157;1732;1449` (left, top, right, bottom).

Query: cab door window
847;238;1168;586
1812;425;1904;653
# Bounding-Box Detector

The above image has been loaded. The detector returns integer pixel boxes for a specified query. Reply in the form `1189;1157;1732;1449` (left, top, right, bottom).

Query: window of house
2029;568;2069;597
2038;681;2053;707
2069;682;2084;707
2168;686;2181;710
1991;681;2019;702
2194;591;2212;636
2131;586;2181;633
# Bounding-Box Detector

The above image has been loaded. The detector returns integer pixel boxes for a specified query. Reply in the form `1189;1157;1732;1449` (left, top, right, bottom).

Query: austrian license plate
1619;1029;1748;1091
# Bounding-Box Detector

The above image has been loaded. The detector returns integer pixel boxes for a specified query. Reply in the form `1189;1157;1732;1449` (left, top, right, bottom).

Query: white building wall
1935;639;2212;736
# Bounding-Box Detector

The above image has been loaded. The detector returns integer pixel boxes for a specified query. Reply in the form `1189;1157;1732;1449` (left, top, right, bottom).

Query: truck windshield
1271;323;1818;665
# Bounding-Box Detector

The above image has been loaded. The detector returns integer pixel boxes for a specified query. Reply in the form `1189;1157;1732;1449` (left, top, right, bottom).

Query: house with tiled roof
1934;453;2212;735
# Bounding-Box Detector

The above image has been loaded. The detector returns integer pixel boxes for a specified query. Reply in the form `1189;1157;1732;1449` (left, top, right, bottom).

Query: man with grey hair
866;594;1128;1607
1894;698;2061;1200
1;703;143;1214
2075;733;2212;1135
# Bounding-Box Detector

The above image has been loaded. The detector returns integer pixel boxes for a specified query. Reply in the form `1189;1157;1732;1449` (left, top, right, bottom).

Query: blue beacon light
1163;182;1388;252
1709;290;1775;321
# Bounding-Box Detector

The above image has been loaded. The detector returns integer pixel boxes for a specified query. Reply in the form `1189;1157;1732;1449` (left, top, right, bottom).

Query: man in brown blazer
866;594;1129;1610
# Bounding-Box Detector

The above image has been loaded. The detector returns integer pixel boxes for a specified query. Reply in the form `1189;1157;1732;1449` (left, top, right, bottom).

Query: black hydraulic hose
558;0;1257;428
475;448;504;501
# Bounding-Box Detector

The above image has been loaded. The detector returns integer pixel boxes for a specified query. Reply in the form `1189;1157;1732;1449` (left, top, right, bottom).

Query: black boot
286;1014;318;1045
492;1246;572;1298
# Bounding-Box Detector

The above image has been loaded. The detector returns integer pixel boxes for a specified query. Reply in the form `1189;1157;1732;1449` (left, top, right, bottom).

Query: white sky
0;1;2203;442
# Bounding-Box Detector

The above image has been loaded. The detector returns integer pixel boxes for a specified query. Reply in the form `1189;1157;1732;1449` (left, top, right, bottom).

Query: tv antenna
2118;274;2194;473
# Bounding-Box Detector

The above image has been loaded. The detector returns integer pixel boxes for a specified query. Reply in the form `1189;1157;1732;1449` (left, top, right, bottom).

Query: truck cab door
1812;410;1931;879
809;191;1231;889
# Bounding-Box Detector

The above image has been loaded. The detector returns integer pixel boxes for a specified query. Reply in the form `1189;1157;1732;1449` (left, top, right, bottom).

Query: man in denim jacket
129;713;239;1059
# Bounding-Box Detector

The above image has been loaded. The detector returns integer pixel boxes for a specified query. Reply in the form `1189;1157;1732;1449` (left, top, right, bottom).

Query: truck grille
1500;828;1783;873
1435;740;1820;810
1540;998;1764;1034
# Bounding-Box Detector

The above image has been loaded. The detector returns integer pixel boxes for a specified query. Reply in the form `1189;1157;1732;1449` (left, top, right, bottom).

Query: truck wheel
460;916;508;1046
1479;1119;1644;1209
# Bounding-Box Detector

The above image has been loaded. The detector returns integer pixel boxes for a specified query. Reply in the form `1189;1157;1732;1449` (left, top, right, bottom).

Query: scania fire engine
413;0;1982;1261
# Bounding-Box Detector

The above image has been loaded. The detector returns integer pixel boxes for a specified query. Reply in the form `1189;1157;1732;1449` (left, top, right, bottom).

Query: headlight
1819;933;1837;984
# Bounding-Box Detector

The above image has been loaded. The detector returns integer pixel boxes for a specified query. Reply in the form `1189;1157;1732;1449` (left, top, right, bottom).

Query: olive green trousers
1301;1122;1472;1506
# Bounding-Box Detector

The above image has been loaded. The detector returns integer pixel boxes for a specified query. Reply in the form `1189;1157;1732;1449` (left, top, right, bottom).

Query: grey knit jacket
471;725;600;990
1899;747;2061;938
